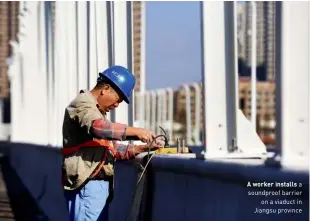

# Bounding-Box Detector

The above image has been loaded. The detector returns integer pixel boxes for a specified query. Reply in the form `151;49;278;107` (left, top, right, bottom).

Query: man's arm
112;142;136;160
112;142;164;160
73;99;154;142
91;118;128;141
91;118;149;141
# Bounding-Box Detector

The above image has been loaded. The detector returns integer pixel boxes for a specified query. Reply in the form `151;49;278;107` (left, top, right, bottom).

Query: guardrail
0;142;307;221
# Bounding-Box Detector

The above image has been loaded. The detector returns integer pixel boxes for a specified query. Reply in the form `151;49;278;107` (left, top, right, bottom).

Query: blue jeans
64;180;110;221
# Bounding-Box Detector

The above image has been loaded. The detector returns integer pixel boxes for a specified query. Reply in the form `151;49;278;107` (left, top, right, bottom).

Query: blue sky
145;1;202;90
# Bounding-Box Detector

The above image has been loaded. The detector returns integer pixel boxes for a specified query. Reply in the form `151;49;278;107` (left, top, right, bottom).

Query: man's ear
101;84;110;95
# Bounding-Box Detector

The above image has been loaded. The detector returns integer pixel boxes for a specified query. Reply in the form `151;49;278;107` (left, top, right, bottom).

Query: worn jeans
64;180;110;221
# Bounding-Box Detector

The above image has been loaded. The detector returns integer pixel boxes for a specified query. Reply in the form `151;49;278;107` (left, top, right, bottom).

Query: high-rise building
172;78;276;145
246;2;265;67
239;77;276;142
264;1;276;81
175;83;204;143
132;1;142;93
132;2;145;124
0;1;19;99
237;2;276;81
237;3;246;62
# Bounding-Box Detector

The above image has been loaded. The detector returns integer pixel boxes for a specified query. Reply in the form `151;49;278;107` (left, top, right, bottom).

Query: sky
145;1;202;90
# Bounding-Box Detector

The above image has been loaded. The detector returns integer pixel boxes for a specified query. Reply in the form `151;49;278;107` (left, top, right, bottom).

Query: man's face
97;85;123;112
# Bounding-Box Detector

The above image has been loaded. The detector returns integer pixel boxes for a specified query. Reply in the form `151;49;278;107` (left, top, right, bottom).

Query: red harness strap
62;139;116;183
62;140;116;156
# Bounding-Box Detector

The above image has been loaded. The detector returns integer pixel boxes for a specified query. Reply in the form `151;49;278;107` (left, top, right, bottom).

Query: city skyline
146;1;276;90
0;2;276;92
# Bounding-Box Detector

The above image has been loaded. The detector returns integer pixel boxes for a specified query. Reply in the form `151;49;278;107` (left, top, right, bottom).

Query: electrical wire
139;134;169;183
125;132;169;221
146;134;169;161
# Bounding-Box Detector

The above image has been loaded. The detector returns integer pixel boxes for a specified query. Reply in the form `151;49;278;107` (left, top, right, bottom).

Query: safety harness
62;139;116;182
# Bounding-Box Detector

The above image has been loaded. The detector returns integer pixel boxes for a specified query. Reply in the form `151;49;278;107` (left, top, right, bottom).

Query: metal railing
6;1;309;169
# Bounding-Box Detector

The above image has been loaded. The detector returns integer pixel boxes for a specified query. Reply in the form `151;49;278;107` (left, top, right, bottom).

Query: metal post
20;3;30;143
181;84;192;145
88;2;98;90
113;1;131;128
13;5;26;142
8;4;24;142
77;2;88;90
156;90;162;135
145;91;151;129
67;1;78;106
225;2;238;152
201;1;237;154
55;1;68;146
233;1;240;149
21;2;31;143
276;2;309;167
38;1;48;145
139;1;147;128
166;88;174;143
150;91;156;133
27;2;41;144
15;5;27;142
126;2;134;128
250;1;257;129
95;1;111;120
161;89;167;127
60;2;70;137
95;2;109;72
109;2;116;123
46;1;55;146
137;92;144;128
192;83;201;145
49;2;58;146
7;42;20;142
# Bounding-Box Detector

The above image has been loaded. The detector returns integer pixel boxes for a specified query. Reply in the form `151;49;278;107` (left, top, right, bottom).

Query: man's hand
133;128;156;143
134;143;163;154
125;127;165;145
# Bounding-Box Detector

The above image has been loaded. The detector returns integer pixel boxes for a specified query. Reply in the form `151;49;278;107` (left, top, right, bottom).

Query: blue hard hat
97;66;136;104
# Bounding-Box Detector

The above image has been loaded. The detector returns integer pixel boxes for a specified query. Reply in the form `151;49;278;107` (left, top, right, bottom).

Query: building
245;2;265;67
237;1;276;81
264;1;276;81
174;83;204;143
173;78;276;145
0;1;19;99
175;83;203;129
236;2;246;62
132;2;145;124
239;77;276;143
132;1;143;93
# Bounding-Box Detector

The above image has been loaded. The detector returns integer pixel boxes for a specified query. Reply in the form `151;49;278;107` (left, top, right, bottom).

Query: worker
62;65;164;221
